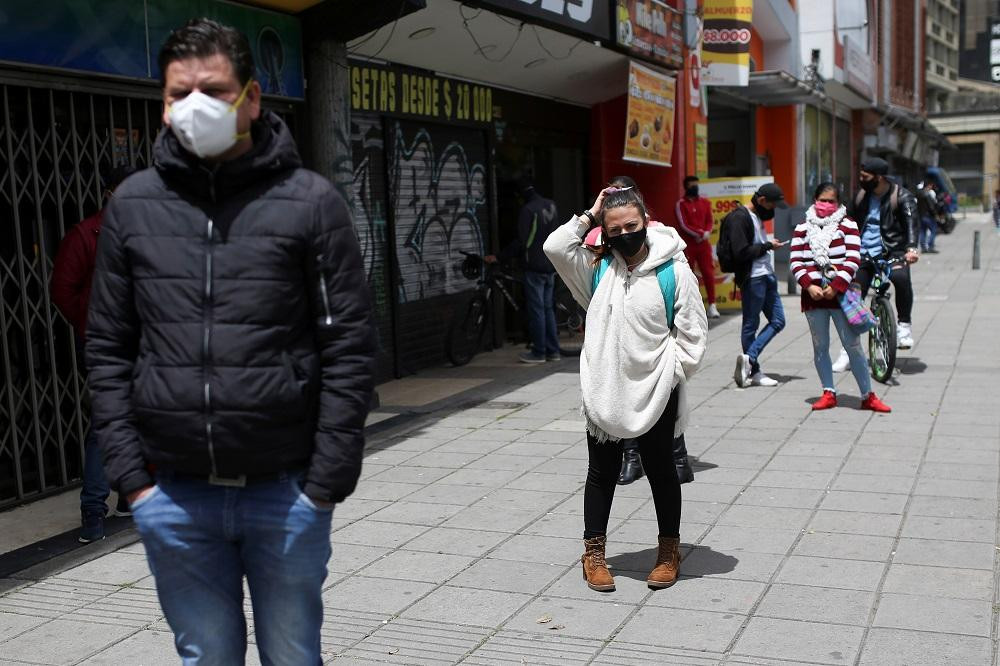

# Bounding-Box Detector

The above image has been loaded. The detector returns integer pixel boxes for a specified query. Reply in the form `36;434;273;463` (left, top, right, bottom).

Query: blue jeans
80;422;110;515
740;274;785;374
131;472;333;665
523;270;559;357
919;215;937;250
804;308;872;397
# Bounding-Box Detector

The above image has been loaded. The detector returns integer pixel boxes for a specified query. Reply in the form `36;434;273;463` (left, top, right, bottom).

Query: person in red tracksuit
673;175;720;319
51;165;136;543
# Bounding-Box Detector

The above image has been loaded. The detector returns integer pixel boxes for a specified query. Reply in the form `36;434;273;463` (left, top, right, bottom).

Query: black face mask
755;204;775;221
606;227;647;258
685;185;699;198
860;178;878;192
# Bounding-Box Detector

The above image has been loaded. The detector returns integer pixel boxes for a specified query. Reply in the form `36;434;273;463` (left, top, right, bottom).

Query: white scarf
804;204;846;273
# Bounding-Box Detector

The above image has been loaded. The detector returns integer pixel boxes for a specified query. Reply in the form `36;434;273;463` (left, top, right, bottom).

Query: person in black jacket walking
86;19;374;664
486;177;560;363
719;183;788;388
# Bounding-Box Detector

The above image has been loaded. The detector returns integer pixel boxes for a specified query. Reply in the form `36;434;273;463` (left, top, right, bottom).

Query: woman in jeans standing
544;187;708;592
790;183;891;413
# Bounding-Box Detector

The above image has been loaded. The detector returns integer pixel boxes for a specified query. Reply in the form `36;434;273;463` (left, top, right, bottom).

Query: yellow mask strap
232;79;253;140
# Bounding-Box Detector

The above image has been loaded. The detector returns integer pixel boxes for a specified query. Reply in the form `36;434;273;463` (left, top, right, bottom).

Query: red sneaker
861;392;892;413
811;390;838;411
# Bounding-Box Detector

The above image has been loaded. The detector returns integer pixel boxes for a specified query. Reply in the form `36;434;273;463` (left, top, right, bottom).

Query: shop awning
875;105;954;150
713;70;826;106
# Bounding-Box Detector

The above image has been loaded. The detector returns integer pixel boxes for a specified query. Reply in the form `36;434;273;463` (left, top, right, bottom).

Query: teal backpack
591;256;676;329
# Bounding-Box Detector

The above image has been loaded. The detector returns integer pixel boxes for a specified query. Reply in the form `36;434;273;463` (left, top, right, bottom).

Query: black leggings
853;259;913;324
583;390;681;539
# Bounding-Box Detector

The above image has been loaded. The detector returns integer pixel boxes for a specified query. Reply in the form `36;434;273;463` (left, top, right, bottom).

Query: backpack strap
591;255;613;294
591;256;676;329
655;259;676;330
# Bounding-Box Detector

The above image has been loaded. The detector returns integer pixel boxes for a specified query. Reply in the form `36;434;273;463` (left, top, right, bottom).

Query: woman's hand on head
588;188;612;219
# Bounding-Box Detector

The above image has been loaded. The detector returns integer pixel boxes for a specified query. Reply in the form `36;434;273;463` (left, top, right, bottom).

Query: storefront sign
0;0;304;99
844;35;874;100
350;62;495;123
623;61;676;166
475;0;611;40
701;0;753;86
698;176;770;310
615;0;684;68
694;123;708;178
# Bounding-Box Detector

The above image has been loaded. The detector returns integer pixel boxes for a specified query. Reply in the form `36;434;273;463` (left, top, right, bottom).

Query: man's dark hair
683;175;699;187
158;18;255;87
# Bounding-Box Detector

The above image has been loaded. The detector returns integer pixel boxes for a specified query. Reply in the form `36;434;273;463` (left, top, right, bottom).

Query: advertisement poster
623;61;676;167
701;0;753;86
694;123;708;178
616;0;684;69
698;176;770;310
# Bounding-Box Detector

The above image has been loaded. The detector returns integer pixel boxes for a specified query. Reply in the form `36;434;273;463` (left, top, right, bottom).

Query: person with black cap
486;177;560;363
718;183;788;388
849;156;919;351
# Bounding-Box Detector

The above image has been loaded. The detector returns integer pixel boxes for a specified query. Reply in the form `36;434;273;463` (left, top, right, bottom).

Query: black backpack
716;212;738;273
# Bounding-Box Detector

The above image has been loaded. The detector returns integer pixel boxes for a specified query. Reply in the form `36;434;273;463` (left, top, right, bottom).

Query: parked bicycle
866;258;897;383
445;253;584;366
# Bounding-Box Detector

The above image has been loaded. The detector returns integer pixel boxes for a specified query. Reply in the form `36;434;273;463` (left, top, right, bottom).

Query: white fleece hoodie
543;216;708;441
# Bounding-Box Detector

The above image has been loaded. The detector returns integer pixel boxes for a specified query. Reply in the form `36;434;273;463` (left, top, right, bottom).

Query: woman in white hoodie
543;186;708;592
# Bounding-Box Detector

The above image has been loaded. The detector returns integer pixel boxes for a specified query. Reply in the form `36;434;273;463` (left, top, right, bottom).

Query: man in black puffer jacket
87;18;374;663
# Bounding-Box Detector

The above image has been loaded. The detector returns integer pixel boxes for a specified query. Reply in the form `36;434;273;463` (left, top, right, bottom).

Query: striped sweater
789;210;861;311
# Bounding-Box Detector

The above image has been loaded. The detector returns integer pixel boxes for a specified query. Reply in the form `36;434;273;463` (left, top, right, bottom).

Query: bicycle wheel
868;296;897;383
446;293;489;366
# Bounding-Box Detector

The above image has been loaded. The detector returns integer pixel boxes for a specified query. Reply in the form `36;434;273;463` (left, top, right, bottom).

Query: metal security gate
0;80;162;509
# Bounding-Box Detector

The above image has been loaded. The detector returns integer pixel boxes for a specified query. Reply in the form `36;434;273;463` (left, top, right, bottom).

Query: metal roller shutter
388;120;491;373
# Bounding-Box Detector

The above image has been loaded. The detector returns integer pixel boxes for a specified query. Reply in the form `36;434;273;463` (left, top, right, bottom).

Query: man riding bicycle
845;157;919;353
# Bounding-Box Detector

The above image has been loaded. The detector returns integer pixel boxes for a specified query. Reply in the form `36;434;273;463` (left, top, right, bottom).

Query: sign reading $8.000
350;61;494;123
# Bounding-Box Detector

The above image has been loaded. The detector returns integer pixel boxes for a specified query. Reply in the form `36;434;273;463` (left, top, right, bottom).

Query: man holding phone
718;183;788;388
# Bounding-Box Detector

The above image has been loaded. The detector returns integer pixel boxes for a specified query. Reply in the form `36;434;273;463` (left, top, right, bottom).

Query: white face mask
168;80;252;159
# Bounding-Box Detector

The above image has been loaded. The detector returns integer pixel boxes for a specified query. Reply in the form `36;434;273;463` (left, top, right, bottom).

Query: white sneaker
734;354;751;388
897;322;913;349
707;303;721;319
750;372;779;387
832;349;850;373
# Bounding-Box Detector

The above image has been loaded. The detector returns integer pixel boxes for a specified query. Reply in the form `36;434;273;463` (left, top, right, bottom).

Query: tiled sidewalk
1;214;998;665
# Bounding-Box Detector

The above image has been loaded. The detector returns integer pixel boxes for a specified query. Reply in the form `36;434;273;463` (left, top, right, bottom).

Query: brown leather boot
647;536;681;589
581;536;615;591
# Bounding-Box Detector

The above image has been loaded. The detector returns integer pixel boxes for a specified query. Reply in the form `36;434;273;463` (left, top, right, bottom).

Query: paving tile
0;611;48;642
54;553;151;587
465;629;603;665
441;505;541;533
504;472;584;493
400;527;510;558
78;629;178;665
792;532;894;561
475;488;567;512
752;470;836;489
735;486;824;508
775;556;885;591
820;490;909;514
503;596;633;640
592;641;723;665
858;628;992;666
680;501;728;524
765;455;843;473
322;576;435;615
679;483;744;504
359;550;474;584
643;576;765;614
918;462;999;482
399;483;493;506
319;607;387;654
365;501;467;527
892;537;995;570
715;505;813;530
402;450;481;469
349;481;423;502
732;616;865;664
899;515;996;543
0;618;134;665
755;583;875;625
489;535;581;565
839;458;920;477
400;586;531;628
448;558;566;595
340;617;487;664
437;468;524;488
831;473;914;495
681;547;782;583
881;563;995;601
699;525;800;555
873;593;992;637
367;466;455;485
807;510;903;536
907;495;998;519
331;521;428;549
614;607;745;652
